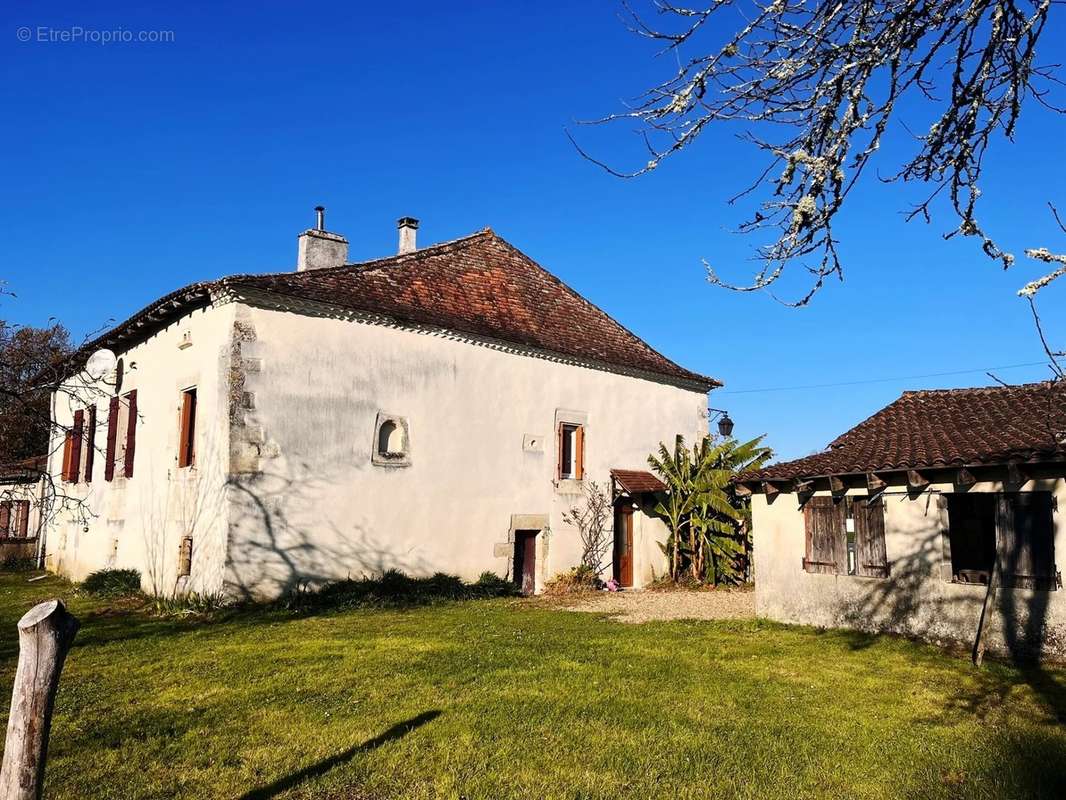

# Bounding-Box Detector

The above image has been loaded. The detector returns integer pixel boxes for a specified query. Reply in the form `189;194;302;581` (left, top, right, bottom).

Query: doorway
513;530;538;595
613;502;634;587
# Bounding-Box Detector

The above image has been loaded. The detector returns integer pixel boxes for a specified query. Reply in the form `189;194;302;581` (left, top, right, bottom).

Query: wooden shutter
178;536;193;577
574;425;584;480
61;430;74;483
69;409;84;484
803;497;845;574
15;501;29;537
853;496;889;578
84;405;97;483
178;389;196;468
123;390;137;478
1000;492;1057;590
0;502;10;537
105;396;120;481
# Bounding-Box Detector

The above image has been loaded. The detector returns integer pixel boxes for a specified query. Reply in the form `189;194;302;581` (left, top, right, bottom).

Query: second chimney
397;217;419;255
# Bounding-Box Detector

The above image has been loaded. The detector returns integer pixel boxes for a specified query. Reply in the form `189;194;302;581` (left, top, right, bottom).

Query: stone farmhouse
43;213;718;598
743;382;1066;658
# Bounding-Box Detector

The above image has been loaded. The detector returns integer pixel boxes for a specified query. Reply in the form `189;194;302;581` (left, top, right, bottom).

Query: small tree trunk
0;600;80;800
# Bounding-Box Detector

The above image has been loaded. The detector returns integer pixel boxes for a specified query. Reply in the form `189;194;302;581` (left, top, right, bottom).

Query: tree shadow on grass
236;710;441;800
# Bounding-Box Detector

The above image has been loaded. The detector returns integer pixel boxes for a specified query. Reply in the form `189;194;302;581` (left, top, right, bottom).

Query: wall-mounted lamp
709;407;734;438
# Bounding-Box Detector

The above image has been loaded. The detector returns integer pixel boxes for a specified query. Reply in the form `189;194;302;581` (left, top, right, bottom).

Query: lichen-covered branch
576;0;1058;304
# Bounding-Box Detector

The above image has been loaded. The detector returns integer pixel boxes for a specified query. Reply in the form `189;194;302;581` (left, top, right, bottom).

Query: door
513;530;537;595
613;503;634;587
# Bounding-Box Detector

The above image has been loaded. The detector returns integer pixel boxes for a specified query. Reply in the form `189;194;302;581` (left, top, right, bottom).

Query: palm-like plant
648;434;772;584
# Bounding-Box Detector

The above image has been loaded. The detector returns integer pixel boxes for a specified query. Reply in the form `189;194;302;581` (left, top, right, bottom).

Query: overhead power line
719;361;1051;395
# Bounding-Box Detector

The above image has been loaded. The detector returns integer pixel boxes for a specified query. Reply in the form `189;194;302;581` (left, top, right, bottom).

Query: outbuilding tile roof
68;229;718;391
611;469;667;494
746;382;1066;482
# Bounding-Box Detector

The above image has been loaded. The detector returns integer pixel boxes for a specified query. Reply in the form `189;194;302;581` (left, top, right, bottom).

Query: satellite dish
85;349;117;382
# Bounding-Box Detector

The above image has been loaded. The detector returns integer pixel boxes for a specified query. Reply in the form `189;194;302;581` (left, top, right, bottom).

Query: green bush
282;568;517;611
81;568;143;598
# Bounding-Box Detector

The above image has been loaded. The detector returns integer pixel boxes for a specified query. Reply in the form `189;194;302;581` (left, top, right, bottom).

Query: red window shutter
18;501;29;537
124;390;138;478
105;396;120;481
0;502;10;537
178;389;196;468
85;405;97;483
61;431;73;483
69;409;85;484
575;425;585;480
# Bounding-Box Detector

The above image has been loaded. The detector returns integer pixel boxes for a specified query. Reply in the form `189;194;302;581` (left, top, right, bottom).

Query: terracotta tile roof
746;382;1066;482
611;468;667;494
68;229;718;391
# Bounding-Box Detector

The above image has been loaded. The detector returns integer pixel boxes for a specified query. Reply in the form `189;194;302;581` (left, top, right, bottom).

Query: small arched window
372;413;411;467
378;420;403;456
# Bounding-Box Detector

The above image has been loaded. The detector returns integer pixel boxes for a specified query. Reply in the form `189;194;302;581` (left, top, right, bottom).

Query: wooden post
0;600;79;800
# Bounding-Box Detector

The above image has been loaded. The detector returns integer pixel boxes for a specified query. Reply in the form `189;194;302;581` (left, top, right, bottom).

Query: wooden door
513;531;537;595
613;504;634;587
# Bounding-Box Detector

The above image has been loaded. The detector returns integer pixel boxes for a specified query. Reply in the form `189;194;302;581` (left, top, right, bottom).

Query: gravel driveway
560;588;755;623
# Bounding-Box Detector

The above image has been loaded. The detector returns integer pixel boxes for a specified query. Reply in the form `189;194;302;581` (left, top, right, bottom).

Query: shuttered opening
104;396;120;482
178;388;197;468
803;495;889;577
123;390;137;478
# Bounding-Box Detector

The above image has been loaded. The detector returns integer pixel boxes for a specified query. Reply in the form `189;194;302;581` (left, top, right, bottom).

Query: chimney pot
297;206;348;271
397;217;419;255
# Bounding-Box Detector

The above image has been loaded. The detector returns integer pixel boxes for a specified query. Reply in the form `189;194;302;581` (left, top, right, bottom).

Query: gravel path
561;588;755;623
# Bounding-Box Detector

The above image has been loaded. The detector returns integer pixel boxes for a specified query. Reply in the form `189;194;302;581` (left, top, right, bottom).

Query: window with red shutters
0;501;10;537
13;501;29;538
104;396;120;482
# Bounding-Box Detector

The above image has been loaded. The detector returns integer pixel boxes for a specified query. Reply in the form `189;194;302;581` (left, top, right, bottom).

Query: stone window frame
372;412;412;468
554;409;588;494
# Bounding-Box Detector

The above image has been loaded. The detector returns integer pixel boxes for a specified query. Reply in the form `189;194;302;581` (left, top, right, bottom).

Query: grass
0;571;1065;799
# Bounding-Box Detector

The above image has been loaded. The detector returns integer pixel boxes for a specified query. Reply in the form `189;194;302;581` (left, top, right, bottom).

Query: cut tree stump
0;600;80;800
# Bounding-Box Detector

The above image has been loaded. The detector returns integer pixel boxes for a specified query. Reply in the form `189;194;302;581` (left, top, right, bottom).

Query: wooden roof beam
954;467;977;488
907;469;929;490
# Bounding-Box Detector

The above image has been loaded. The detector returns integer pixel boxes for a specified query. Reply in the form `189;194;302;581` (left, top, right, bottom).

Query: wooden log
907;470;929;490
0;600;80;800
955;467;977;487
763;481;780;501
734;482;753;498
793;479;814;495
828;475;845;494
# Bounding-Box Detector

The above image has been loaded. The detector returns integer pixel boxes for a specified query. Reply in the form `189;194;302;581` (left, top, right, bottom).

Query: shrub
543;564;602;596
1;555;38;572
281;569;517;612
81;568;143;598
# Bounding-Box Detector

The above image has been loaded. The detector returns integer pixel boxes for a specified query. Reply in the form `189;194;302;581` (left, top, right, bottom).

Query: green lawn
1;572;1065;799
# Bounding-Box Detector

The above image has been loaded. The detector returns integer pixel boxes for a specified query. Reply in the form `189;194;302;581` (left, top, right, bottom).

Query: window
557;423;584;480
84;405;96;483
61;409;85;483
945;492;1058;590
0;501;29;538
178;388;197;468
371;413;411;467
105;390;138;481
803;495;888;577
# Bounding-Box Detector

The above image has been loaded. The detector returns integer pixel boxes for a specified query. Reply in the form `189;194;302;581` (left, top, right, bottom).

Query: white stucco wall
752;479;1066;657
224;302;707;599
45;303;235;596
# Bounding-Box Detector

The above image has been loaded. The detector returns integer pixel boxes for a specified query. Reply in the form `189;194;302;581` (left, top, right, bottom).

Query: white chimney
397;217;419;255
296;206;349;271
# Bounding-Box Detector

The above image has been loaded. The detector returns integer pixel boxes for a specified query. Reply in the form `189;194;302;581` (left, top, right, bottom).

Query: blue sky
2;1;1064;461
